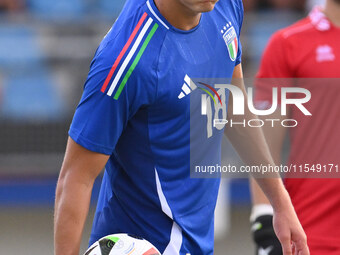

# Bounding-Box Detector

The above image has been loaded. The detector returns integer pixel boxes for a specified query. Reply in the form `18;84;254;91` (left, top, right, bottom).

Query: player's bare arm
249;108;286;210
249;107;287;206
54;138;109;255
249;109;287;255
225;64;309;255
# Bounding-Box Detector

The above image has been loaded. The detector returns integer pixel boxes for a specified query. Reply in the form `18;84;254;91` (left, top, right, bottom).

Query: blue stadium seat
0;25;44;70
27;0;85;18
0;71;65;121
97;0;125;17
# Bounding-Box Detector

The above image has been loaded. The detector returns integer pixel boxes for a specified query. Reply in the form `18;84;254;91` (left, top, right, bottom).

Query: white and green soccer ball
84;233;161;255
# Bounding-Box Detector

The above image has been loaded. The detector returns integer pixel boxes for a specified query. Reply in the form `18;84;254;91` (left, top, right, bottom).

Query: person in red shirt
250;1;340;255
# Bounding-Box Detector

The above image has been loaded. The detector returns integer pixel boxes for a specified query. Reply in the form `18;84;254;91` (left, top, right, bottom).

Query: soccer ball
84;233;161;255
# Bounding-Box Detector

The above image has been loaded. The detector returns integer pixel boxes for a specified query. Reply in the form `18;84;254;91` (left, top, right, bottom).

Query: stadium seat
27;0;85;18
97;0;125;17
0;71;65;121
0;25;44;70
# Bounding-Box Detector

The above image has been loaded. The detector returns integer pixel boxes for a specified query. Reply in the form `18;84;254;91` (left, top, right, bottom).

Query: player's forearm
224;101;291;212
250;177;270;205
254;177;291;212
54;172;94;255
225;121;290;210
249;111;285;206
225;118;291;209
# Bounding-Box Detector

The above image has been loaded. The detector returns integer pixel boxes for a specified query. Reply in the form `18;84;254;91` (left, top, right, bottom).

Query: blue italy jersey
69;0;243;254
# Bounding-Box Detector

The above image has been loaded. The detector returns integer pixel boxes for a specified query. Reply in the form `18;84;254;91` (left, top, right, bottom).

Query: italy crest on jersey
222;24;238;62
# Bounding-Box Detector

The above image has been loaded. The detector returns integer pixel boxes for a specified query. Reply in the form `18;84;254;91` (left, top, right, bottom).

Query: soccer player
250;1;340;254
54;0;309;254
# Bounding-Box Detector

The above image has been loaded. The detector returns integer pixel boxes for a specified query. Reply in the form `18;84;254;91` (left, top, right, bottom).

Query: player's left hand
272;207;309;255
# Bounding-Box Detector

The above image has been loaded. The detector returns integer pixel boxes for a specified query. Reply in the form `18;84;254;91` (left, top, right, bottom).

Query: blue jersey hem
235;59;242;66
69;129;113;155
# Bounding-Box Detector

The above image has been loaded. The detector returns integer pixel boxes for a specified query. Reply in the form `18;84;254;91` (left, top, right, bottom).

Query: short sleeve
255;31;294;104
235;37;242;66
69;41;157;155
235;0;244;66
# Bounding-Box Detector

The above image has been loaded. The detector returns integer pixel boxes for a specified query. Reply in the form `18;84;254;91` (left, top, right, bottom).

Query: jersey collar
146;0;170;30
146;0;203;33
309;6;331;31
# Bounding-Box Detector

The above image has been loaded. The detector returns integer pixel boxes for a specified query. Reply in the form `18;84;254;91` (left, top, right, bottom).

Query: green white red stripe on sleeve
100;12;159;100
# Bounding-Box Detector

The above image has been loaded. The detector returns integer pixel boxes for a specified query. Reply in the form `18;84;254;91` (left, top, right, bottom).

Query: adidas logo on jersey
178;75;197;99
316;45;335;63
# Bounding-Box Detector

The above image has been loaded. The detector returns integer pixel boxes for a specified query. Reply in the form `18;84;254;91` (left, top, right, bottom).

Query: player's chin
196;0;219;12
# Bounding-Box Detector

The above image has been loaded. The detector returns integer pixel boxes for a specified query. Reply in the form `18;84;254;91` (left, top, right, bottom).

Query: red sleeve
255;31;294;105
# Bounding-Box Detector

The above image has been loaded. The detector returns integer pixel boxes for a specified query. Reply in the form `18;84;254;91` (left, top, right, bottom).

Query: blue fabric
69;0;243;254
